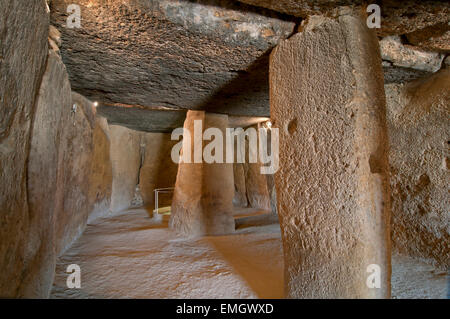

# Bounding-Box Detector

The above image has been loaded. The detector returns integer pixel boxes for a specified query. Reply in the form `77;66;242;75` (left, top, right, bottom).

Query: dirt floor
51;208;448;299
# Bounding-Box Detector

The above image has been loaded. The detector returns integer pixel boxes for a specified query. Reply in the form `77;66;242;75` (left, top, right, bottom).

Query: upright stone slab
109;125;142;214
88;116;113;223
0;0;48;297
170;111;235;236
243;124;272;211
54;92;95;256
22;50;72;298
233;162;248;208
139;132;179;212
270;12;391;298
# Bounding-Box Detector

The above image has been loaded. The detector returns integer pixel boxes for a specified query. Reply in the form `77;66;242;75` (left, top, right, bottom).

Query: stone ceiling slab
50;0;296;117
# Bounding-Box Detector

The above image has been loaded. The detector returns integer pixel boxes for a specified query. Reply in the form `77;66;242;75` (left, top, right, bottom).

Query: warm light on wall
93;102;99;107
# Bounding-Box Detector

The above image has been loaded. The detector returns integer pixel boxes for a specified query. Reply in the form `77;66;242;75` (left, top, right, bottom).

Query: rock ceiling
49;0;449;132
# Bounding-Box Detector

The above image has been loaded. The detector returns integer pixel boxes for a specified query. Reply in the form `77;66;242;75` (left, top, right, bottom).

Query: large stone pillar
270;11;391;298
170;111;235;236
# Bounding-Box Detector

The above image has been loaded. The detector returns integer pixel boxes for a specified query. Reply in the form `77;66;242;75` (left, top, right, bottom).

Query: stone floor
51;208;448;299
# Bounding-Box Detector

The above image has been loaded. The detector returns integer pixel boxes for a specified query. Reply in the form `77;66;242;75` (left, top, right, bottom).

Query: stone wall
22;50;72;297
0;0;49;297
139;133;178;212
88;117;113;223
386;69;450;269
54;92;95;256
109;125;142;214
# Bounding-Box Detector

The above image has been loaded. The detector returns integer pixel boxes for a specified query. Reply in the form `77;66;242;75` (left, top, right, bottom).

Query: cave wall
386;68;450;269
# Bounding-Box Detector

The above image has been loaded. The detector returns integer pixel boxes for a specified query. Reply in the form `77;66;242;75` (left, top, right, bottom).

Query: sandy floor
51;208;448;299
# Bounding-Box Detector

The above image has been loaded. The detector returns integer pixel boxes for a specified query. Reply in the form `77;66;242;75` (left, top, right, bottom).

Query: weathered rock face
49;0;295;117
171;111;235;236
243;125;271;211
21;50;71;298
109;125;142;214
237;0;450;46
233;163;248;208
386;69;450;270
380;36;445;73
270;12;391;298
405;22;450;52
88;117;113;223
380;35;446;84
139;133;178;211
0;0;49;297
54;92;95;256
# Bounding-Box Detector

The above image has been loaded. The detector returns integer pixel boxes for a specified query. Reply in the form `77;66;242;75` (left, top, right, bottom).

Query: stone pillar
270;11;391;298
243;124;271;211
170;111;235;236
233;162;248;208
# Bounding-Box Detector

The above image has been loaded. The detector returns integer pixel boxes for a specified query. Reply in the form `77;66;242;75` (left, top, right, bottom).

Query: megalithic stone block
270;10;391;298
170;111;235;236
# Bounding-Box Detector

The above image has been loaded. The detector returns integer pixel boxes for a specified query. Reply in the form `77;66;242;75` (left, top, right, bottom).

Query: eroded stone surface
270;13;391;298
109;125;143;214
22;50;71;298
380;36;444;73
54;92;95;256
406;22;450;52
233;163;248;208
386;69;450;270
0;0;49;297
139;133;179;211
238;0;450;42
88;116;113;223
243;125;271;211
49;0;295;117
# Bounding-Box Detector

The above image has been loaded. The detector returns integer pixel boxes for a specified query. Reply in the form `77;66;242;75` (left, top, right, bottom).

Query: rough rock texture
109;125;142;214
380;35;446;84
50;0;295;117
237;0;450;41
270;12;391;298
405;22;450;53
139;133;179;211
88;117;113;223
54;92;95;256
171;111;235;236
380;36;444;73
22;50;71;298
385;69;450;270
0;0;49;297
264;129;278;216
243;126;271;211
233;163;248;208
